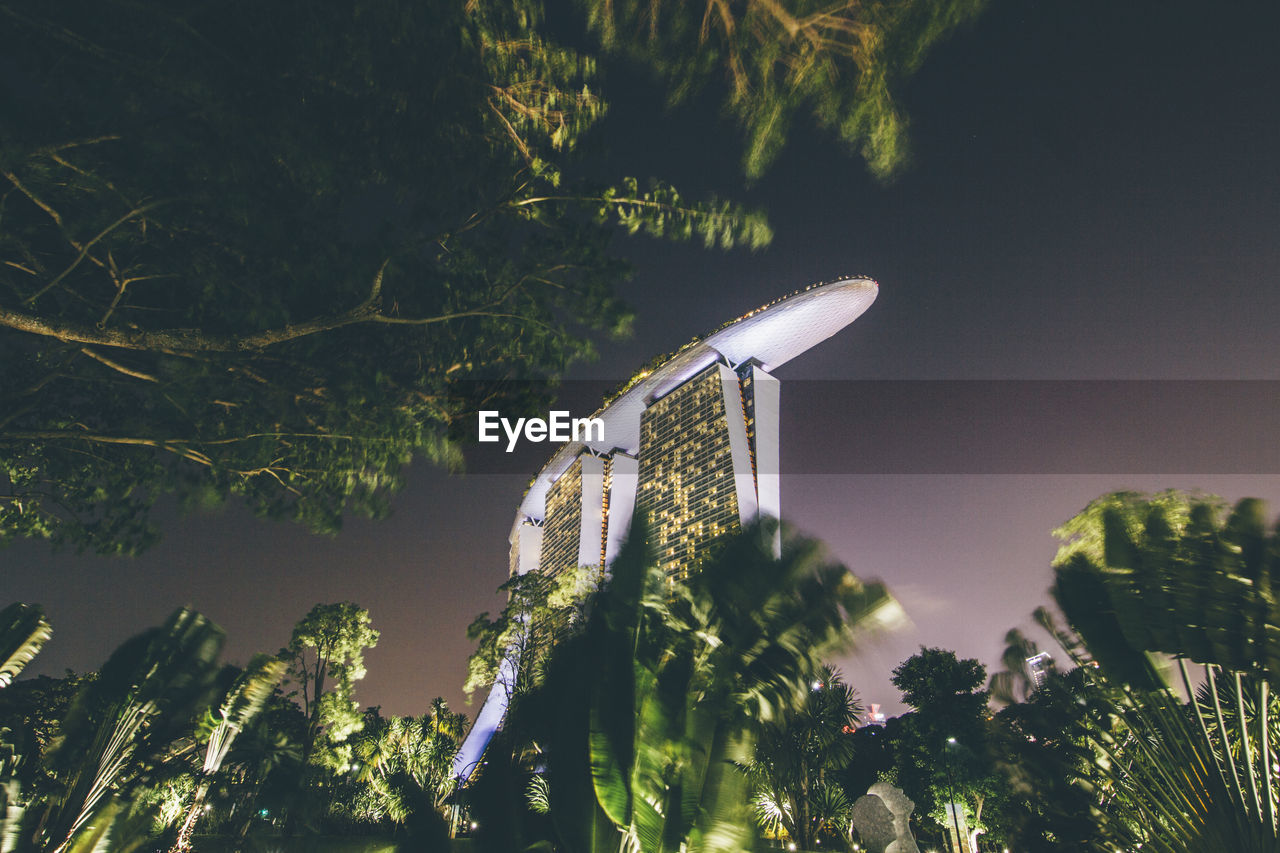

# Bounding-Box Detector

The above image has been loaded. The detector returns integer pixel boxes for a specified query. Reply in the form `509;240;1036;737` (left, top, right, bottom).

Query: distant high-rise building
455;276;878;779
1027;651;1055;691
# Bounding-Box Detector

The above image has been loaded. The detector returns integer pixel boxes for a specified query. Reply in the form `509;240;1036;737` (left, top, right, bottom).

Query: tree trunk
169;780;209;853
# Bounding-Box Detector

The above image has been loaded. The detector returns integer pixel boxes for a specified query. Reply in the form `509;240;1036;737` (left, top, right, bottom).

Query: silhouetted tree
887;648;1009;850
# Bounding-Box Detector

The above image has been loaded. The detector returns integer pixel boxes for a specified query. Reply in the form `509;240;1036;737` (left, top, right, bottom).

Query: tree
465;562;600;703
0;672;91;765
749;665;862;849
0;608;250;853
886;648;1007;851
0;0;766;556
220;691;304;846
1044;491;1280;852
0;0;986;555
282;603;379;768
469;517;898;853
168;654;287;852
988;627;1043;706
891;647;988;715
990;664;1112;853
837;723;894;807
339;700;467;830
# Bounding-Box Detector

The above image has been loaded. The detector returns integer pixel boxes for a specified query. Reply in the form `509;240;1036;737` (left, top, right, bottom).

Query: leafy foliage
469;517;898;853
282;602;380;765
0;608;236;852
1044;491;1280;852
465;563;601;702
0;601;463;851
580;0;989;178
987;627;1045;707
989;664;1112;852
884;648;1008;850
342;700;468;823
169;654;287;852
0;603;51;689
0;0;768;555
748;665;861;848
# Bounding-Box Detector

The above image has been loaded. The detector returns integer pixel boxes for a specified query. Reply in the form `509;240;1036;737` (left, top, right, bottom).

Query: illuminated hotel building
637;361;776;580
455;275;878;779
1027;651;1055;691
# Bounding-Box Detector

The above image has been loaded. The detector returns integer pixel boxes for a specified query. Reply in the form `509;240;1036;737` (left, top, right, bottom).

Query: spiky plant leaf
0;604;52;689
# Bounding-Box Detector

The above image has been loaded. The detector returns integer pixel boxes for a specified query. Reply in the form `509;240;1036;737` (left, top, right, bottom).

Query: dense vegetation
0;601;464;852
8;493;1280;851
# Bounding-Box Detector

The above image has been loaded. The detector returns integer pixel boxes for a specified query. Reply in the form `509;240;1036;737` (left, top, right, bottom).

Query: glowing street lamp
945;737;964;853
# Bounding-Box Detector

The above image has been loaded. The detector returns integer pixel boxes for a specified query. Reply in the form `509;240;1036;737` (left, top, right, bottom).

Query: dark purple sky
7;0;1280;718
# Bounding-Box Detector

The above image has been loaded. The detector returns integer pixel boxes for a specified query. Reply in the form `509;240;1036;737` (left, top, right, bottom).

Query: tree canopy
582;0;988;178
886;647;1004;848
0;0;986;555
282;602;379;767
891;646;988;714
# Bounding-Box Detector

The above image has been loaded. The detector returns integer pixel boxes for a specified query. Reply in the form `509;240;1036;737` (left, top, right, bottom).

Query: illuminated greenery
883;648;1010;851
748;665;861;849
0;602;463;851
0;603;51;688
1035;491;1280;852
1;608;235;852
465;563;601;702
581;0;989;179
283;602;380;775
468;518;897;853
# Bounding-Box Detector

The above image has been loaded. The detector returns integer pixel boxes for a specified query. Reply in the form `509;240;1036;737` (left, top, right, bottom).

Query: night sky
7;0;1280;719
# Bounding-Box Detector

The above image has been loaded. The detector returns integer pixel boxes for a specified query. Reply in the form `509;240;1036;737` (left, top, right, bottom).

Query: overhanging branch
0;259;558;352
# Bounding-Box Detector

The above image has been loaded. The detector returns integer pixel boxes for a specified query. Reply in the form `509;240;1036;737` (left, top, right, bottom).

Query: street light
944;737;963;853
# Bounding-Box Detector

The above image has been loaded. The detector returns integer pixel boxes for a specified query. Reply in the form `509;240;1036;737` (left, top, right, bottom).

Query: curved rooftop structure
513;275;879;534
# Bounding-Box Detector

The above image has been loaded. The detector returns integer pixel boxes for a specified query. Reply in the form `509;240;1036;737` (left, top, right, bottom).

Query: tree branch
23;201;165;305
0;258;561;349
79;347;158;382
0;430;212;466
0;262;389;351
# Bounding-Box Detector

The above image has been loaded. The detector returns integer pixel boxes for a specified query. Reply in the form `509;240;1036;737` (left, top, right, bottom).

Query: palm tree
169;654;286;852
342;699;467;828
988;628;1040;706
1;606;288;853
0;603;52;689
749;665;861;849
473;516;900;853
1047;491;1280;852
0;608;226;852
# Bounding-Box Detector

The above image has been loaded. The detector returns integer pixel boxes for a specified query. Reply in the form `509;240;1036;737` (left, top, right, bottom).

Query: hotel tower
454;276;879;778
